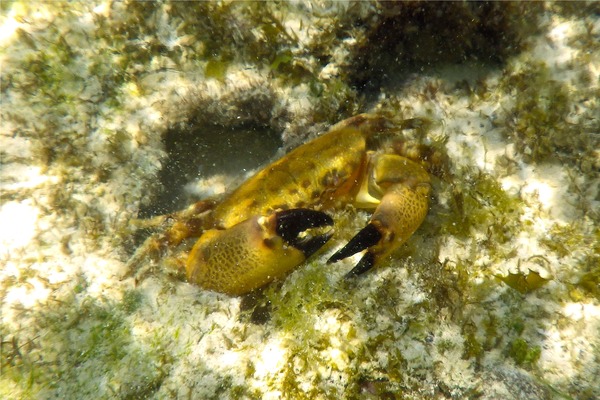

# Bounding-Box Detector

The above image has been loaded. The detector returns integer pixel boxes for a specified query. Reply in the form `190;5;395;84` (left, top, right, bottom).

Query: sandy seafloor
1;2;599;399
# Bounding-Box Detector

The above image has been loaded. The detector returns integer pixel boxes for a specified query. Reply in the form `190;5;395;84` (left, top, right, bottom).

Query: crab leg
124;199;216;278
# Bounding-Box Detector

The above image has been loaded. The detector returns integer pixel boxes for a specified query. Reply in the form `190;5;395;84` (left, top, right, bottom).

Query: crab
126;114;446;295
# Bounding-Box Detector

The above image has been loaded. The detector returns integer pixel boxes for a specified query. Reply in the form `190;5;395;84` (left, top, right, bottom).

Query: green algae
462;322;484;362
270;49;294;71
501;62;571;163
205;59;229;82
120;288;144;314
576;265;600;300
540;222;600;300
258;256;413;398
499;61;599;176
265;262;341;334
169;1;294;67
508;338;541;369
441;170;524;253
1;285;169;399
497;270;551;295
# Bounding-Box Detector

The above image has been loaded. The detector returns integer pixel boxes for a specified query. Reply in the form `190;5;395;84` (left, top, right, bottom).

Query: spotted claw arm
186;208;333;295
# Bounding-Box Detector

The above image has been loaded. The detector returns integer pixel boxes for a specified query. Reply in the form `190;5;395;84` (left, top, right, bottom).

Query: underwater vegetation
1;1;599;399
1;278;169;399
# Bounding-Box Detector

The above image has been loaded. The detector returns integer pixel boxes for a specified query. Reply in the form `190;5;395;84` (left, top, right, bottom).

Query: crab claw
186;209;333;295
327;223;382;277
276;208;334;258
328;160;431;279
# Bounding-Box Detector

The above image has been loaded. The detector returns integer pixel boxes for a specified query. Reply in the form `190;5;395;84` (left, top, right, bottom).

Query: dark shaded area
347;2;543;93
239;289;274;325
138;122;282;218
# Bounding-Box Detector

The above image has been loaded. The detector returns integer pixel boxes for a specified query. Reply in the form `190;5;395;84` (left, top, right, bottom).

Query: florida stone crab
126;114;446;295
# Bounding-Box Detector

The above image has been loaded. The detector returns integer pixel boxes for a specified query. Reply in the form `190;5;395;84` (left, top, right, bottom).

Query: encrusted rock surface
1;2;598;399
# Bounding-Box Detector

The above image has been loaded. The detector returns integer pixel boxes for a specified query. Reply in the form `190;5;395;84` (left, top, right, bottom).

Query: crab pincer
275;209;334;258
328;155;431;278
186;209;333;295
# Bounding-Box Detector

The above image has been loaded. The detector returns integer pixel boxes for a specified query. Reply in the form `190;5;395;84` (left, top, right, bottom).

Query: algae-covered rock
1;1;599;399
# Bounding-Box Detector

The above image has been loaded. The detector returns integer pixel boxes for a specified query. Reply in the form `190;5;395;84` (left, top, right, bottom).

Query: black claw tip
275;208;333;257
295;231;334;258
345;252;376;278
276;208;333;244
327;223;382;264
